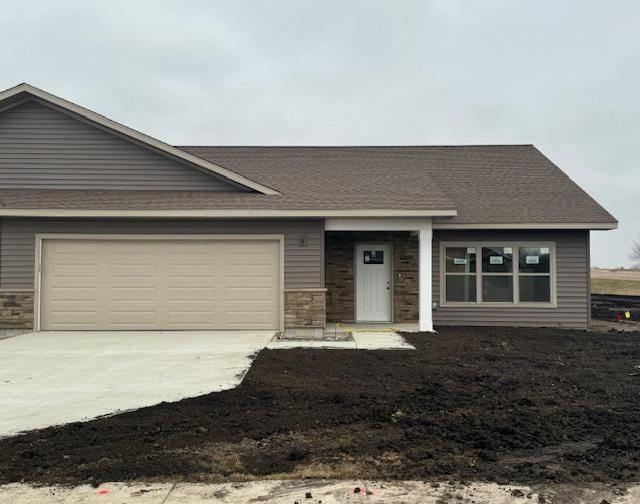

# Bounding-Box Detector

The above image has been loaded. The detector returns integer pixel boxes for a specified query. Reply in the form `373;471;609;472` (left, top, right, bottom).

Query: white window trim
439;241;557;308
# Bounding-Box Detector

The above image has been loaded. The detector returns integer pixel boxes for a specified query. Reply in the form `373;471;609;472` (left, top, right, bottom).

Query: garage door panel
109;287;158;302
227;278;275;287
109;241;160;253
51;263;99;278
40;238;280;330
107;310;159;325
167;311;218;324
49;286;99;301
110;263;158;277
225;286;274;301
167;286;216;301
226;264;274;278
48;241;100;254
168;263;216;278
50;310;100;326
226;241;274;253
167;241;216;252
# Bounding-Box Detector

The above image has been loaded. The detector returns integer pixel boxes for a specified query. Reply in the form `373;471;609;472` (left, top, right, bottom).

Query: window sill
440;302;557;309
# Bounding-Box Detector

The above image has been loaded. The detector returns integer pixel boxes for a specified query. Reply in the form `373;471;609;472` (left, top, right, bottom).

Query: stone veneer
0;289;327;330
284;289;327;328
0;290;34;329
325;232;418;323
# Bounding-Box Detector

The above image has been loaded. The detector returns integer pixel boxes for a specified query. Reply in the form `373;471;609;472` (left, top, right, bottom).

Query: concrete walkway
1;480;639;503
0;330;274;437
327;322;420;333
267;331;416;350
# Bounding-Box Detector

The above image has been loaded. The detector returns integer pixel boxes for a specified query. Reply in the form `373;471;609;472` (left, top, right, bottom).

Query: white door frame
354;242;393;322
33;233;285;332
327;217;434;331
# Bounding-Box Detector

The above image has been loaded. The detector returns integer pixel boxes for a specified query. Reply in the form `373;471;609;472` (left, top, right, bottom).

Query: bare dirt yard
1;327;640;488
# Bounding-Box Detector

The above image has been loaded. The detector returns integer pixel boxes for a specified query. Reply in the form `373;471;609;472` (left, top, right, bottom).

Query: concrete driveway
0;330;274;437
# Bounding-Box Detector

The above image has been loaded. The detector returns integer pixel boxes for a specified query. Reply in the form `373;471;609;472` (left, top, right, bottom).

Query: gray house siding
432;229;590;328
0;99;245;191
0;218;323;290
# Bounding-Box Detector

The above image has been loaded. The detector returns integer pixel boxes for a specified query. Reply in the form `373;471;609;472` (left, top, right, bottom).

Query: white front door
356;243;392;322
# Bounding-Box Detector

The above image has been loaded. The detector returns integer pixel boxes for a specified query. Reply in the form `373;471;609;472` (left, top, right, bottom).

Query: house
0;84;617;333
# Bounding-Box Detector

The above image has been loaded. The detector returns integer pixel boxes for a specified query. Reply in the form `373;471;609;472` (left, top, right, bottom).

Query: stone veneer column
284;289;327;328
0;290;35;329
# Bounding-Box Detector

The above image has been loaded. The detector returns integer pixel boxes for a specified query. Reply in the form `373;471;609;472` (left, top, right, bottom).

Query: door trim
34;233;285;332
354;242;393;322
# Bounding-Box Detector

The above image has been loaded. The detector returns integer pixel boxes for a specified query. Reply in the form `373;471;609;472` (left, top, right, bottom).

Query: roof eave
432;222;618;230
0;209;458;218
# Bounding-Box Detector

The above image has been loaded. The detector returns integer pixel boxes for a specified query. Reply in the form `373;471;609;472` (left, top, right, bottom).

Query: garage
38;236;282;330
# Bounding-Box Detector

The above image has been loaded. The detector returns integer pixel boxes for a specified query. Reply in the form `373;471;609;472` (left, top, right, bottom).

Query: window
442;243;554;305
363;250;384;264
444;247;477;302
518;247;551;302
481;247;513;302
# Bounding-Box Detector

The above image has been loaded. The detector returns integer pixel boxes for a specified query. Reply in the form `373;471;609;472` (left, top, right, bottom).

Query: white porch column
418;221;434;332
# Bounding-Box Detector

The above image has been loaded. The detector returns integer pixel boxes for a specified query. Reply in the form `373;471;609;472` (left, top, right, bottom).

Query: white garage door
40;238;281;330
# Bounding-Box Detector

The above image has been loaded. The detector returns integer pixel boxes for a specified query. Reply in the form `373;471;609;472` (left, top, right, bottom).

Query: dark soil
2;326;640;486
592;294;640;322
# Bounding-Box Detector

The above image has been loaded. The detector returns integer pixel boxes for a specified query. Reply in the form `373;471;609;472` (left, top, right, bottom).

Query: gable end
0;98;251;191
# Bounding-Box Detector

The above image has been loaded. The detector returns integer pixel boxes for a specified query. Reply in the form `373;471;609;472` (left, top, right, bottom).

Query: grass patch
591;278;640;295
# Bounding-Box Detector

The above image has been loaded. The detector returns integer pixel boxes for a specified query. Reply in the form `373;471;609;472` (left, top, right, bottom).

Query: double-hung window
442;243;554;305
518;246;551;302
444;247;477;302
481;246;513;302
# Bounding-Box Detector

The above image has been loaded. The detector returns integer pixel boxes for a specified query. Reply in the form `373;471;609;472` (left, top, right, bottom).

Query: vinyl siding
0;99;245;191
432;230;590;328
0;218;323;290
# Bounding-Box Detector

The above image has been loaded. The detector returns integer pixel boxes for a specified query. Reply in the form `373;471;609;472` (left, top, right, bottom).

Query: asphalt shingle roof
180;145;616;225
0;145;616;225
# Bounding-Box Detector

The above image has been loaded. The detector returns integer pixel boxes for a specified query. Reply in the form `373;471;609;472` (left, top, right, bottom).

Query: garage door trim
34;233;285;331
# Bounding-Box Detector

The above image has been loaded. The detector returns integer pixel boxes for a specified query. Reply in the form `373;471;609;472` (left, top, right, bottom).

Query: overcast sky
1;0;638;267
